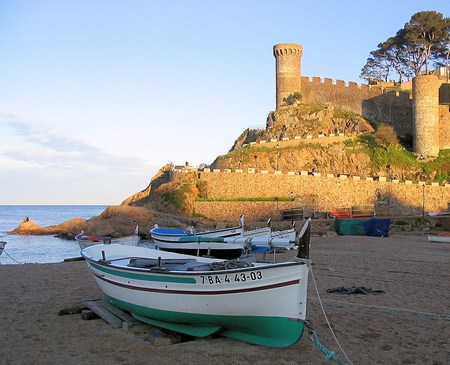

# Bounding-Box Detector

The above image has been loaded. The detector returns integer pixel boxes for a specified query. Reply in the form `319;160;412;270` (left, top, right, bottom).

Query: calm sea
0;205;107;265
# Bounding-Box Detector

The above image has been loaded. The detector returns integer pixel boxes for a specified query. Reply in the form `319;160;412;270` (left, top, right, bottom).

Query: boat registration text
199;271;263;285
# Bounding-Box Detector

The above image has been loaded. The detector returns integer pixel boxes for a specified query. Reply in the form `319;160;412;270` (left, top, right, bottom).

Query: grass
196;196;293;202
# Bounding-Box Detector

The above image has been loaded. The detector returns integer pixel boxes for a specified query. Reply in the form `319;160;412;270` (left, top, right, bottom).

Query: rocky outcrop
231;104;374;150
9;205;219;240
9;217;87;237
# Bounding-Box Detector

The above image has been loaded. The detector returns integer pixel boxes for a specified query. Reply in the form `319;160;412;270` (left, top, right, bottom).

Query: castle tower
413;75;441;157
273;43;303;109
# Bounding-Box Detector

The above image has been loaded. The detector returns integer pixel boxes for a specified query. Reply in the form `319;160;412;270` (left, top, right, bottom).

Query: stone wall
192;170;450;221
413;75;441;156
301;77;414;140
438;83;450;150
272;43;448;155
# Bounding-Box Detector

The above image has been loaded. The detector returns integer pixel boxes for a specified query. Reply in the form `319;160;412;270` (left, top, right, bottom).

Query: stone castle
273;43;450;156
125;43;450;222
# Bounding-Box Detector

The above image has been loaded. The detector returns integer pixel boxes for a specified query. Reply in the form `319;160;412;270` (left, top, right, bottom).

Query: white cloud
0;111;159;204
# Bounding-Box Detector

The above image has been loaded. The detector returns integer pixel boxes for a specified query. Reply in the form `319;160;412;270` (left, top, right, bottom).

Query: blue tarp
363;218;391;237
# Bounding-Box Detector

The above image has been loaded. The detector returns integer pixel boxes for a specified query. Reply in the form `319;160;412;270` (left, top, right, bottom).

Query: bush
374;124;399;146
283;92;302;105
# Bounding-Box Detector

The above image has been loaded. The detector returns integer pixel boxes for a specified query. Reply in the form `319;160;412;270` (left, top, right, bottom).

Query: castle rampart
274;43;448;155
190;169;450;221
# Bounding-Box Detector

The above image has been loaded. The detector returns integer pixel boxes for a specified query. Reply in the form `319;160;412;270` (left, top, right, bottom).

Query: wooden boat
150;214;270;246
152;228;297;259
0;240;6;256
76;226;140;250
151;214;295;259
81;219;312;347
427;232;450;243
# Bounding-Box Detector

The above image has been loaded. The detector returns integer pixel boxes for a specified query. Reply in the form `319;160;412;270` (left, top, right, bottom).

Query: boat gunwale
150;225;242;238
83;255;309;276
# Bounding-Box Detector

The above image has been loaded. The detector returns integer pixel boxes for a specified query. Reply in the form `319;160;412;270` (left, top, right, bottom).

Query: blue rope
307;324;347;365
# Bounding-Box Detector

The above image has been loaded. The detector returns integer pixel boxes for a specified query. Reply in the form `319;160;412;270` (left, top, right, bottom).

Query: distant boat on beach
427;232;450;243
0;240;6;256
75;225;140;250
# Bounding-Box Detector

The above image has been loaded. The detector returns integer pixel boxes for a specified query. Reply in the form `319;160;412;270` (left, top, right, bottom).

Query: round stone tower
413;75;440;157
273;43;303;109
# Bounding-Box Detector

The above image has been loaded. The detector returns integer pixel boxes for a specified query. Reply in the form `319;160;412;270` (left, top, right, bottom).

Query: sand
0;234;449;365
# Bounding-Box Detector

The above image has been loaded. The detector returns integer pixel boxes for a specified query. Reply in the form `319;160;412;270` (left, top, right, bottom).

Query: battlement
273;43;303;57
301;76;413;101
274;42;447;157
301;76;381;91
175;167;450;218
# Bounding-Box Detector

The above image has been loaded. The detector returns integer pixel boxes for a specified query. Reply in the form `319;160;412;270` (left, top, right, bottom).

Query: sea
0;205;108;265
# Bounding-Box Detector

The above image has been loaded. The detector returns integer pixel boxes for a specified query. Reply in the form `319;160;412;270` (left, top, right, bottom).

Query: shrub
374;124;399;146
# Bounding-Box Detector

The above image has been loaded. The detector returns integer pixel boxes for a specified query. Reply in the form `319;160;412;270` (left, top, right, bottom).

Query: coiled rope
308;264;354;365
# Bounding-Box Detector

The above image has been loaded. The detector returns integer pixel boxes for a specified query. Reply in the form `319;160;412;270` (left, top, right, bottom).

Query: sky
0;1;448;205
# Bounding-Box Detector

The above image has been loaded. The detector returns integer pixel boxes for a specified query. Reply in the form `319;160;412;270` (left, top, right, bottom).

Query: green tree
360;11;450;82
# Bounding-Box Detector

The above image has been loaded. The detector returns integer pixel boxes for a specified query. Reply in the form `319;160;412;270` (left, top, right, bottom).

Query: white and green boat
82;219;311;347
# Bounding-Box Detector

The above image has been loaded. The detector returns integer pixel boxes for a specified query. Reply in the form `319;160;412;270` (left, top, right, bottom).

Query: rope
208;260;254;271
305;322;347;365
2;250;24;264
309;265;354;365
308;297;450;321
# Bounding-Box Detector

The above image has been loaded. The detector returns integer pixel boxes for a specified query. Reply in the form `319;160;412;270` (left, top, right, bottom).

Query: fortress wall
438;78;450;150
193;171;450;221
300;77;414;137
300;77;384;114
362;91;413;140
439;103;450;149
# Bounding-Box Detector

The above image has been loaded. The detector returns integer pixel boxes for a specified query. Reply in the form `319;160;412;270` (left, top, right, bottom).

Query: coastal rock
10;217;87;236
8;205;217;240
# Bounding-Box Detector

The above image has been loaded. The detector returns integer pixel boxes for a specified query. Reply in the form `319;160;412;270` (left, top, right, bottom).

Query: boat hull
76;233;140;250
150;225;243;244
82;244;309;347
155;243;244;260
427;233;450;243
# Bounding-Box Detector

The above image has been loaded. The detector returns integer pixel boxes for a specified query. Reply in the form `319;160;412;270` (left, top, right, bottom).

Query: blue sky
0;1;448;204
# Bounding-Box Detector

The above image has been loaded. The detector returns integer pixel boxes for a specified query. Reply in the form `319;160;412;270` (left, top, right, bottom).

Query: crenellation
191;170;450;219
273;42;447;156
348;81;360;89
360;84;370;91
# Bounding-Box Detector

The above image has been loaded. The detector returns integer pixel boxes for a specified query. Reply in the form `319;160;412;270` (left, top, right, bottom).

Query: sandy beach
1;234;449;365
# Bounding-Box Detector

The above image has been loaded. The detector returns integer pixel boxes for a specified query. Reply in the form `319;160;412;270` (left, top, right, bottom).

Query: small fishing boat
150;214;257;245
76;226;140;250
150;225;244;244
0;240;6;256
427;232;450;243
151;215;295;259
152;228;297;259
82;219;312;347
